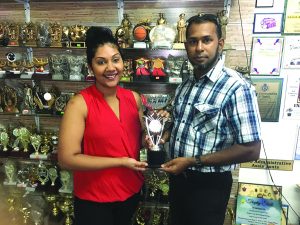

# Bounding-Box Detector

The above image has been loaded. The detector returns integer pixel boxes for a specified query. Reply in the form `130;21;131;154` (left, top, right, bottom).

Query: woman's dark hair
85;26;123;66
186;14;222;39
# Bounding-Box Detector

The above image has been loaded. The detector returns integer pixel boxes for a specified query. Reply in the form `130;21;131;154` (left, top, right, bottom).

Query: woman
58;26;148;225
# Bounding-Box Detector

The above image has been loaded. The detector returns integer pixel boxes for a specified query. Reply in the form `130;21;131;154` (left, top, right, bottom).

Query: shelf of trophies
0;157;74;225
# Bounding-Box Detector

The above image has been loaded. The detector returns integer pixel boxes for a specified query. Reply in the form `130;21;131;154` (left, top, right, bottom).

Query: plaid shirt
169;59;261;172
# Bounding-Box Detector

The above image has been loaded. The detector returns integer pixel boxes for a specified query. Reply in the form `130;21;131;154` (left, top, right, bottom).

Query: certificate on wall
294;125;300;160
284;0;300;34
283;74;300;120
252;78;283;122
255;0;274;7
250;37;283;76
253;13;283;34
236;183;282;225
282;36;300;69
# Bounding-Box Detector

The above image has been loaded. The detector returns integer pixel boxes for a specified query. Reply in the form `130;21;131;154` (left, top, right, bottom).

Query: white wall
238;0;300;224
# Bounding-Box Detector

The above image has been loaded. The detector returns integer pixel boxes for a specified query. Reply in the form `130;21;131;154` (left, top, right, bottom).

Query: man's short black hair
186;14;222;39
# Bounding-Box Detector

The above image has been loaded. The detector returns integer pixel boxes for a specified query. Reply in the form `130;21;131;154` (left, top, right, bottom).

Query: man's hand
161;157;194;175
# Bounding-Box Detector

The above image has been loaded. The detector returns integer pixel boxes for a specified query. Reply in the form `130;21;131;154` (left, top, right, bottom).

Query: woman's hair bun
85;26;116;48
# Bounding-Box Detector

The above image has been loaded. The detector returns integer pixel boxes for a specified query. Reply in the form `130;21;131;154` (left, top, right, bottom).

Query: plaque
252;78;283;122
253;13;283;34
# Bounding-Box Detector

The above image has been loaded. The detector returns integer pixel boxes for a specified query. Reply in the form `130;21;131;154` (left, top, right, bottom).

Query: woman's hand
121;157;148;171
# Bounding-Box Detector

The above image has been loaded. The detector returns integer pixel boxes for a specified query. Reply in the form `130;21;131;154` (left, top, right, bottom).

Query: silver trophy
144;110;166;167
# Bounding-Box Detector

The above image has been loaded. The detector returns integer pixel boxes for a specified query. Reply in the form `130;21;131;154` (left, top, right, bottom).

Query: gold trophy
0;59;6;78
11;127;31;157
23;22;37;47
37;162;49;186
7;22;19;46
115;13;132;48
49;22;63;47
59;196;74;225
21;60;34;79
68;24;87;48
33;57;49;75
29;134;42;159
48;167;58;186
173;13;186;49
45;194;62;220
22;84;36;114
3;160;17;185
0;130;10;152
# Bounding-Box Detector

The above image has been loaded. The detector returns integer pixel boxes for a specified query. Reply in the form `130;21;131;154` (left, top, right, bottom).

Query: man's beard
194;48;220;72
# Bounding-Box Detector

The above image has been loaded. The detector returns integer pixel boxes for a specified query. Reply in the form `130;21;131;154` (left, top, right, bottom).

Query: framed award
284;0;300;34
282;36;300;69
251;77;283;122
253;13;283;34
250;37;283;76
255;0;274;7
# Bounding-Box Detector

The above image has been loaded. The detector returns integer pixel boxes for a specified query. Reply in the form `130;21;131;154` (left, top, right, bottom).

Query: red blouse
73;85;144;202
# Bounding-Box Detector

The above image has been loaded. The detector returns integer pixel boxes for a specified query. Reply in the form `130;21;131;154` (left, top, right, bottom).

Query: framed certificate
253;13;283;34
250;37;283;76
252;77;283;122
236;183;282;225
255;0;274;7
282;36;300;69
284;0;300;34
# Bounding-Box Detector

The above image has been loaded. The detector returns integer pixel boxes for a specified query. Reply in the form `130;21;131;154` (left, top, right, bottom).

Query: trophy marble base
52;74;64;80
20;72;34;79
32;73;52;80
10;150;31;158
22;109;34;115
150;75;167;82
6;71;21;78
147;150;165;168
133;75;150;82
169;76;182;83
69;74;83;81
0;71;5;78
133;41;149;48
30;153;49;160
25;186;36;192
59;188;72;194
69;41;86;48
172;42;185;49
3;181;17;186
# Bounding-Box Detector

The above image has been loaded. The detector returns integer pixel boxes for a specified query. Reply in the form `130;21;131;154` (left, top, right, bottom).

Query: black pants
74;193;140;225
169;170;232;225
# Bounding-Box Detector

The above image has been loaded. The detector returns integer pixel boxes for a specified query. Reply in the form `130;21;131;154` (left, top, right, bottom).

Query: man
161;14;261;225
